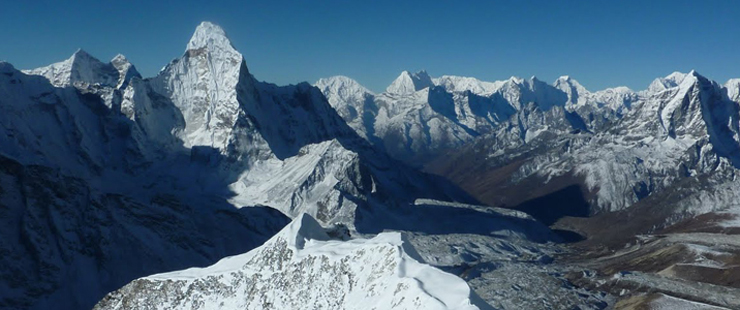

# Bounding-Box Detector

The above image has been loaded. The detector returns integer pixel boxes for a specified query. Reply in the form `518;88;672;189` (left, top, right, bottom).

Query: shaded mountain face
320;70;740;244
2;22;475;310
0;59;290;310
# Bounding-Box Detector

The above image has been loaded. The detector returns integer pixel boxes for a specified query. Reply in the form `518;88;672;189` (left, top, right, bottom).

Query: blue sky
2;0;739;92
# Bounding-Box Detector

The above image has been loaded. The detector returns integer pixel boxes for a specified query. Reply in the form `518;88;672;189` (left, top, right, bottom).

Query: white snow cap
647;71;692;93
315;75;374;95
187;21;235;52
725;78;740;102
386;70;434;95
554;75;589;93
110;54;128;63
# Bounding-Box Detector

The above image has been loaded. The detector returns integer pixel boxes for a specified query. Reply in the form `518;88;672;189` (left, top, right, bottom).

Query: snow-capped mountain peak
150;21;248;149
186;21;236;53
554;75;589;106
507;76;525;85
72;48;92;60
432;75;505;95
111;53;127;62
647;71;690;93
315;75;374;97
314;75;374;108
23;48;140;90
726;78;740;102
386;70;435;95
109;54;140;88
554;75;587;90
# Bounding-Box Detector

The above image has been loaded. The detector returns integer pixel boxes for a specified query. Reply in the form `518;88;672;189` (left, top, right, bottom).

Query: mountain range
317;67;740;232
2;21;740;309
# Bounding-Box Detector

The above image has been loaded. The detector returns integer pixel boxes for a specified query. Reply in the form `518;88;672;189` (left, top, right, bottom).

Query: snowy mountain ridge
95;213;491;310
23;49;139;90
432;75;506;96
318;68;740;226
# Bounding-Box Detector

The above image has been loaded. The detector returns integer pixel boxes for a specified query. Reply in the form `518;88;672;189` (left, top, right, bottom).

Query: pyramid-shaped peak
687;69;706;79
67;49;98;64
187;21;234;51
72;48;91;57
386;70;434;95
111;54;128;63
681;70;708;86
67;49;108;69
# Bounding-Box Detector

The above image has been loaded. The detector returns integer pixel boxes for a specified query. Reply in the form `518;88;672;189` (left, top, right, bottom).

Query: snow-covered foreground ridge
94;213;491;310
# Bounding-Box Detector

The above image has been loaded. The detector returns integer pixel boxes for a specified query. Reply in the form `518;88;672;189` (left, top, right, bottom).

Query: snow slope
94;213;493;310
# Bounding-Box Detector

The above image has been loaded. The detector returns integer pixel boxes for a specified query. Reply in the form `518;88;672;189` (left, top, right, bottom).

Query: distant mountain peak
648;71;691;93
507;76;525;84
111;53;128;63
315;75;373;93
72;48;92;58
314;75;374;114
187;21;235;52
726;78;740;102
22;49;123;88
554;75;589;97
386;70;434;95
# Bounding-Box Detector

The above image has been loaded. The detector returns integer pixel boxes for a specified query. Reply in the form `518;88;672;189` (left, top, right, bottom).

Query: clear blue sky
2;0;739;92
